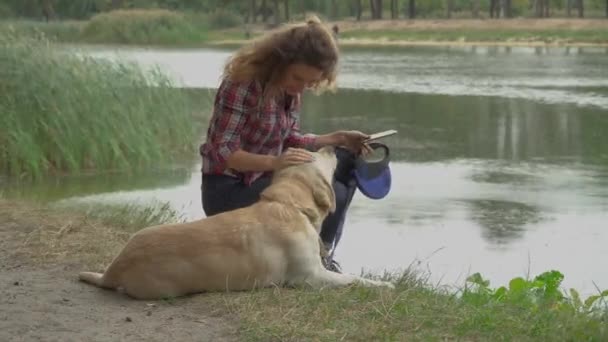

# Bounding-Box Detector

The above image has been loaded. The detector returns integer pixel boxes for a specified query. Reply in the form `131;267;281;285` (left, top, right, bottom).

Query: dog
78;145;394;299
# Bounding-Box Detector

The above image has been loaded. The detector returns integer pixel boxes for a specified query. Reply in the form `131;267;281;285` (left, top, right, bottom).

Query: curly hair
222;15;339;101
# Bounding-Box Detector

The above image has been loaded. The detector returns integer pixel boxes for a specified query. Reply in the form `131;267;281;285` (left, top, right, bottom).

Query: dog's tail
78;272;108;288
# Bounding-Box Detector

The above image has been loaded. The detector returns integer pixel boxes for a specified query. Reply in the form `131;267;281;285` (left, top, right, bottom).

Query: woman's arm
225;149;276;172
312;133;342;149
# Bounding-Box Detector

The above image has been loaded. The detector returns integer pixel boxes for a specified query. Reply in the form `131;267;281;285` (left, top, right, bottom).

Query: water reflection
302;89;608;165
2;167;194;202
464;199;544;246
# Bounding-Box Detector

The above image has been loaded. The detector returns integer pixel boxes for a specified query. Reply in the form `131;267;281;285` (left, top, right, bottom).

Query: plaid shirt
200;78;317;185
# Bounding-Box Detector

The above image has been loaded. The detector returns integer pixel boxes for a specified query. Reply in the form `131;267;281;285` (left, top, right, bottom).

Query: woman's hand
334;130;372;155
272;148;315;170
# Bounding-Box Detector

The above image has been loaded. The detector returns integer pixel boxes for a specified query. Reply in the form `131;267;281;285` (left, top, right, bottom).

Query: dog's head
260;146;338;226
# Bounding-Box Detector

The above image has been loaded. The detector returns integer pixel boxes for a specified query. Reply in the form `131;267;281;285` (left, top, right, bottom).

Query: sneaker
322;256;342;273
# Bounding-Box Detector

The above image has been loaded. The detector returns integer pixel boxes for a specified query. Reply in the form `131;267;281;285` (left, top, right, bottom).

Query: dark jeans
201;148;358;255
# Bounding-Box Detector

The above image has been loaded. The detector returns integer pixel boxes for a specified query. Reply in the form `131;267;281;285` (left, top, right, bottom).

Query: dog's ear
313;176;336;214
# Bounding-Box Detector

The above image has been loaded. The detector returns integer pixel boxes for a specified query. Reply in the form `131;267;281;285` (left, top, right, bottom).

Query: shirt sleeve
284;94;318;150
205;79;259;172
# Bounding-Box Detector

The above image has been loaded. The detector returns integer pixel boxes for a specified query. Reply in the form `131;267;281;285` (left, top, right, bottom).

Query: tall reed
0;29;201;180
81;9;208;45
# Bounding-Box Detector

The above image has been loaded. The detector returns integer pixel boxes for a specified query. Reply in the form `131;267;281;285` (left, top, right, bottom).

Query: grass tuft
81;9;208;45
0;29;202;180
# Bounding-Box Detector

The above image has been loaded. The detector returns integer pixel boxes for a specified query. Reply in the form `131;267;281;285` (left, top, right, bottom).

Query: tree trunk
606;0;608;18
284;0;289;21
566;0;572;17
273;0;280;25
249;0;257;23
331;0;338;19
577;0;584;18
490;0;499;18
503;0;512;18
261;0;269;23
446;0;453;18
408;0;416;19
355;0;362;21
370;0;383;20
543;0;549;17
390;0;398;19
111;0;123;10
471;0;479;18
41;0;56;21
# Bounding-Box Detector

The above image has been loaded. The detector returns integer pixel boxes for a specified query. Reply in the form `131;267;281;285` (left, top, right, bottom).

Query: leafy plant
463;270;608;315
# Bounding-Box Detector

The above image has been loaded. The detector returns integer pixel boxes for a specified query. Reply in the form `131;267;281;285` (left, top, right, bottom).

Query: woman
199;16;370;273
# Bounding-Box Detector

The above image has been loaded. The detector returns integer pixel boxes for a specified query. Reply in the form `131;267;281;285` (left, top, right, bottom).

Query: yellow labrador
78;146;394;299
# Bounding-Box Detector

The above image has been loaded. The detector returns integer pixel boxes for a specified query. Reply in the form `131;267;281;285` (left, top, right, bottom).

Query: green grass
0;9;213;46
3;195;606;340
0;29;203;180
80;9;208;46
341;28;608;44
69;201;187;233
0;19;84;41
220;270;608;341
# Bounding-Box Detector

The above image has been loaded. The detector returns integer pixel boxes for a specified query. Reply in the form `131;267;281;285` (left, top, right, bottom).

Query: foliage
81;9;206;45
463;270;608;315
2;0;606;22
0;29;201;179
221;269;608;341
206;8;242;29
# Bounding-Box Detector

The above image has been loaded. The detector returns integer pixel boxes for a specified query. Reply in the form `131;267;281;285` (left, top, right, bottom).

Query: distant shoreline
207;38;608;48
2;17;607;48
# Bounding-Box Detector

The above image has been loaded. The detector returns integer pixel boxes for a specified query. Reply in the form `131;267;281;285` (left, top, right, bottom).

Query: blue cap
353;142;392;199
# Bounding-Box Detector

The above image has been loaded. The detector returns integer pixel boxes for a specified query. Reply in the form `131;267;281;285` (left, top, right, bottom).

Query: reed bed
0;29;201;179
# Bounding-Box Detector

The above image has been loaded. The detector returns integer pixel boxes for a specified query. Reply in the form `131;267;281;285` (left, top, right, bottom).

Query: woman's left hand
335;130;372;155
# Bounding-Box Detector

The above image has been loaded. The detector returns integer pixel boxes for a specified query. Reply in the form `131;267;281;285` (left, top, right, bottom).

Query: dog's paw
379;281;395;289
364;279;395;289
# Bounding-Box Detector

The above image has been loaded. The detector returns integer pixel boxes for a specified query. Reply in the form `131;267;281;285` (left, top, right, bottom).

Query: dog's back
79;201;307;299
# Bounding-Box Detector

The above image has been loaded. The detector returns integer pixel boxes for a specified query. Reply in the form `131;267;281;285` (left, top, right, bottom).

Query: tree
41;0;55;21
446;0;453;19
471;0;479;18
390;0;398;19
273;0;279;24
354;0;362;20
370;0;382;19
408;0;415;19
489;0;500;18
331;0;338;19
249;0;256;23
111;0;123;10
503;0;512;18
284;0;289;21
261;0;269;23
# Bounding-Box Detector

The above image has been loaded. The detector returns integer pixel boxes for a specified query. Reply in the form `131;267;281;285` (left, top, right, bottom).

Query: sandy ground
0;210;238;342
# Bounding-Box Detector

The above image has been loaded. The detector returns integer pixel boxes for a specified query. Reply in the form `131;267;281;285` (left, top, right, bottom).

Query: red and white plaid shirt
200;78;317;185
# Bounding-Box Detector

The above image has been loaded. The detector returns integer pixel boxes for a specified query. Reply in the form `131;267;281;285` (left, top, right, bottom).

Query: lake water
10;44;608;295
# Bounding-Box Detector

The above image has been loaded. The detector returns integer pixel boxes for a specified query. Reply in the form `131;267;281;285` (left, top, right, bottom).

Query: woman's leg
319;148;359;271
201;148;358;271
201;174;272;217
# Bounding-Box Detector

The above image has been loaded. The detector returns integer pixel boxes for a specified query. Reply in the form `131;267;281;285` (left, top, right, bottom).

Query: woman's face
280;63;323;96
